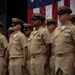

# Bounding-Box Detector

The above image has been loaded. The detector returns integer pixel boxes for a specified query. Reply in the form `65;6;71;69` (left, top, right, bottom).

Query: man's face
58;13;69;22
32;19;41;27
47;24;55;31
12;24;21;31
24;29;32;36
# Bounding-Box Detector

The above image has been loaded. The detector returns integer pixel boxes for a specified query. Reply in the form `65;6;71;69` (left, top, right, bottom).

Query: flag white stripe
70;0;75;14
46;5;52;19
58;0;64;26
58;0;64;7
33;8;40;13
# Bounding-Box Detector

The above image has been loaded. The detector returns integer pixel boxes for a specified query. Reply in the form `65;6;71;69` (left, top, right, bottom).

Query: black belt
31;55;36;58
31;54;45;58
56;52;74;57
10;57;23;60
10;58;18;60
56;54;63;57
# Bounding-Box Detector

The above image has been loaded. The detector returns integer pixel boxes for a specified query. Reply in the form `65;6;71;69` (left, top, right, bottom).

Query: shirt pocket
34;33;42;40
13;37;20;44
34;34;42;45
63;31;73;43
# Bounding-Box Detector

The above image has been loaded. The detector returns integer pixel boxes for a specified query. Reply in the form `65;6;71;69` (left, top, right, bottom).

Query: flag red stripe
52;2;58;27
40;6;45;27
28;9;33;24
64;0;70;8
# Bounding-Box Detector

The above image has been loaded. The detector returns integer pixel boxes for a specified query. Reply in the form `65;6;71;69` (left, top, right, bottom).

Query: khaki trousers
27;59;31;75
0;57;7;75
49;56;55;75
56;68;68;75
45;66;51;75
9;57;29;75
29;55;46;75
45;55;55;75
55;53;75;75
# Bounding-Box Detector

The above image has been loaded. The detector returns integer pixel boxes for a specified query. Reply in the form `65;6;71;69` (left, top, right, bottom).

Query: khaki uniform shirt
8;31;27;58
0;33;8;56
54;23;75;74
54;23;75;54
28;26;51;55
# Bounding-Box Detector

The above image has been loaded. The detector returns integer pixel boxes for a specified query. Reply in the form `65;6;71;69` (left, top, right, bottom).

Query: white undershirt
61;25;66;30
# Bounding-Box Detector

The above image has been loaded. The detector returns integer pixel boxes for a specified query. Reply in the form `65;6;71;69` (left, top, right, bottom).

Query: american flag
28;0;75;27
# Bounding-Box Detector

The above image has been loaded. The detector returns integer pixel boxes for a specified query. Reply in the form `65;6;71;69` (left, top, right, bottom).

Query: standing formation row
0;5;75;75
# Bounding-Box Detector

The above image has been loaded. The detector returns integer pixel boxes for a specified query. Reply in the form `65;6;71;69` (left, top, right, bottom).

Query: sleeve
2;35;8;49
7;44;10;51
43;29;51;44
20;34;28;48
71;27;75;43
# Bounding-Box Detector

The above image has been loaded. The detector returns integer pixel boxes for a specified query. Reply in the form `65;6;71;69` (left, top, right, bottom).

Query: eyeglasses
11;22;20;26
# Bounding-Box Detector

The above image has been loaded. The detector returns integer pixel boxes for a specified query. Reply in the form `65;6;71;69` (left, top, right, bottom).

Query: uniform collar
32;26;43;35
12;31;21;38
57;22;71;31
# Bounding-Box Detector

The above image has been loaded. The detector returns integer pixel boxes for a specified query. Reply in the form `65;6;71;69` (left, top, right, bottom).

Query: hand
44;60;49;68
3;60;7;68
22;61;27;68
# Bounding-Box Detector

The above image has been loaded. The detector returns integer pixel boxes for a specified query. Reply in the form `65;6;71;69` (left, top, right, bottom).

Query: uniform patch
14;36;20;44
64;30;71;36
34;33;41;39
27;38;31;41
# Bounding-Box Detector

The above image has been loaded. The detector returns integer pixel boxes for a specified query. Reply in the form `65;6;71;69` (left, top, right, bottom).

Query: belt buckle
11;57;17;60
11;58;15;60
32;55;35;58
